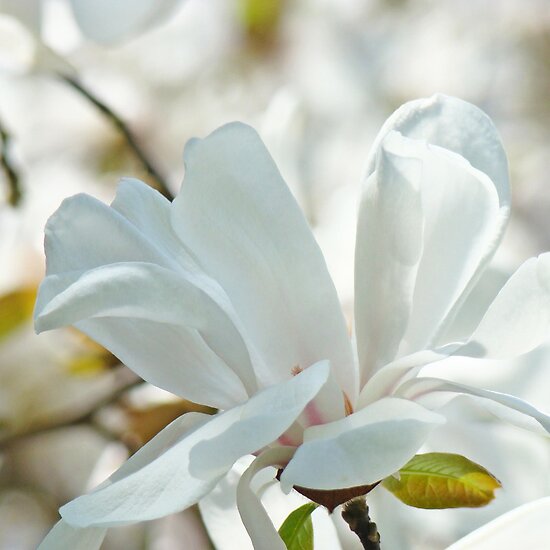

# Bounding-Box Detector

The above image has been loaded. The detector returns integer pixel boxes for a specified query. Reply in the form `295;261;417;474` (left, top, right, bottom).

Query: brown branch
0;116;22;206
59;74;174;201
342;496;381;550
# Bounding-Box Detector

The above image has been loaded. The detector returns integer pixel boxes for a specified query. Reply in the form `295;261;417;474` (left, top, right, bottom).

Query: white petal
355;132;423;383
296;363;347;429
447;497;550;549
69;0;182;44
436;266;509;344
365;94;510;210
189;361;332;478
459;254;550;360
236;448;294;550
62;363;330;528
280;398;444;491
397;377;550;434
200;457;342;550
60;412;219;527
357;348;455;408
199;457;257;550
356;128;501;380
172;122;356;398
38;520;106;550
112;179;269;382
43;193;179;275
111;178;199;274
35;262;254;408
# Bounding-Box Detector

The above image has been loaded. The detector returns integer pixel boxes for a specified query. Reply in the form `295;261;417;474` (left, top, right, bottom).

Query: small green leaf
278;502;317;550
382;452;501;509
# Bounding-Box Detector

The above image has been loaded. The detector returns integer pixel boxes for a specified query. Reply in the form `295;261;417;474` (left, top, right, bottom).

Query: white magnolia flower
0;0;184;44
35;95;550;549
0;0;184;73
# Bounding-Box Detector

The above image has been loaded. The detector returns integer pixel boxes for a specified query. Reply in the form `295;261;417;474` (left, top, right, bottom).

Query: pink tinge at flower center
276;365;355;447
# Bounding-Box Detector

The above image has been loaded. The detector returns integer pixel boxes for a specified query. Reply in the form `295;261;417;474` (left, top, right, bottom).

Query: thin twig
0;116;22;206
59;74;174;201
342;496;381;550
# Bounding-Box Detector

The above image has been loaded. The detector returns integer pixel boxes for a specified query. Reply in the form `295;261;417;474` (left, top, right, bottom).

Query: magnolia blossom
0;0;184;73
0;0;183;44
35;95;550;549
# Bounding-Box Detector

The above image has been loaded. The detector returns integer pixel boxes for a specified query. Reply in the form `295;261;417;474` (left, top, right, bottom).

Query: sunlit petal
35;262;255;408
189;361;332;478
356;128;501;381
38;520;106;550
280;398;444;491
459;253;550;360
172;122;356;397
397;377;550;434
236;448;294;550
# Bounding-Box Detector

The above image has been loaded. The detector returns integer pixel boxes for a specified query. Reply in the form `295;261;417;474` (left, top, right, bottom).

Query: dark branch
342;496;381;550
59;74;174;201
0;116;22;206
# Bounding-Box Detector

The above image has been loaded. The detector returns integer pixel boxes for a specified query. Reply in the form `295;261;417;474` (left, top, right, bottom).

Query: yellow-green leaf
382;453;501;509
278;503;317;550
0;287;37;343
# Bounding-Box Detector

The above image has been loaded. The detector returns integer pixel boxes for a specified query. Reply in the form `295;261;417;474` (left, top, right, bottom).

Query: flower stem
342;496;381;550
59;74;174;201
0;115;22;206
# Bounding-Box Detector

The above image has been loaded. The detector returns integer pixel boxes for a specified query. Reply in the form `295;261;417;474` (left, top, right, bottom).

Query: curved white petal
356;129;500;373
356;96;509;380
354;133;424;385
365;94;510;210
199;457;258;550
43;192;179;275
437;266;509;344
111;178;199;273
236;448;294;550
111;179;267;379
357;348;455;408
189;361;332;478
397;377;550;434
61;362;331;528
280;398;444;491
459;254;550;360
172;122;356;398
69;0;182;44
200;457;342;550
38;520;106;550
61;412;219;527
35;261;256;408
447;497;550;549
297;363;347;429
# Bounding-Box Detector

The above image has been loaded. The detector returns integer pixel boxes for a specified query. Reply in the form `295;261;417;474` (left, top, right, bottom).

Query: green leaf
278;502;317;550
382;452;501;509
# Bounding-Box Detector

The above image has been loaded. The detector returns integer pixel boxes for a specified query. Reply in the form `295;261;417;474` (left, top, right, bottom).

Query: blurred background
0;0;549;548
